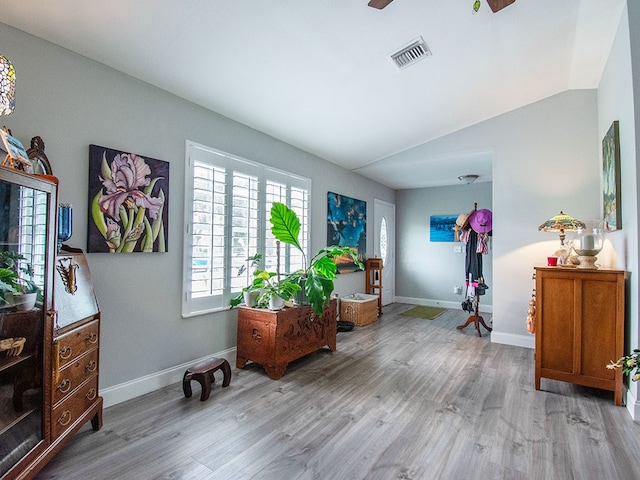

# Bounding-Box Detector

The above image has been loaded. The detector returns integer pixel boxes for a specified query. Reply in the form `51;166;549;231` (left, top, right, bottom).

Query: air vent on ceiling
389;36;432;70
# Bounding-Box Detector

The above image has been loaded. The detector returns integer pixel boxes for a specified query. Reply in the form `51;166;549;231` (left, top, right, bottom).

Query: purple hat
469;209;492;233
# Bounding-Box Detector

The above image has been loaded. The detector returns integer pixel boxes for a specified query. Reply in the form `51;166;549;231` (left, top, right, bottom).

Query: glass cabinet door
0;168;55;477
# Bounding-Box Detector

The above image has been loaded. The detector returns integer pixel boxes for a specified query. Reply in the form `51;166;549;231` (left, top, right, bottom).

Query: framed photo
602;121;621;231
0;128;29;162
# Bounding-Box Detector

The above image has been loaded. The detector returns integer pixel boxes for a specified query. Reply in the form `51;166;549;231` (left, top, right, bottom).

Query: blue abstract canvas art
327;192;366;273
430;215;457;242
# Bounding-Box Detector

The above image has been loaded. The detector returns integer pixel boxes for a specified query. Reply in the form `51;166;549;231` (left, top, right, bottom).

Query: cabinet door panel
539;277;575;373
581;279;617;379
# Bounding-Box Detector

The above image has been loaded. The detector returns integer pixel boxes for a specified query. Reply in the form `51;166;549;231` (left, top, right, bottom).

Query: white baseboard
625;389;640;421
100;348;236;408
394;296;493;313
490;331;535;349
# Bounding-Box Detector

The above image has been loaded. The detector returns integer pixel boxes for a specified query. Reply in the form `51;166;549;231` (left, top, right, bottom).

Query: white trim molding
101;348;237;408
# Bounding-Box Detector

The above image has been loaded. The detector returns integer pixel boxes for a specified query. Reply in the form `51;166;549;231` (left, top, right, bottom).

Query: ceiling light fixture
458;175;479;184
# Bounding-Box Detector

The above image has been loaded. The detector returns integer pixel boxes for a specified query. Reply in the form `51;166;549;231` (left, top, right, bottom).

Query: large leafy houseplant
270;202;363;316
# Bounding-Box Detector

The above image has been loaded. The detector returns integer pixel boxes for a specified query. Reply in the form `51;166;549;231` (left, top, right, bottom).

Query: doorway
373;199;395;306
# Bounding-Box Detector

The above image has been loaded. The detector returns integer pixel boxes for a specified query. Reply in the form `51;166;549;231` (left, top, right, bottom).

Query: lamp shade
538;211;585;233
0;54;16;116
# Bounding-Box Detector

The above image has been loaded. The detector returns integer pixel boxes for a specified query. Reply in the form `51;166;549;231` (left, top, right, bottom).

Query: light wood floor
36;304;640;480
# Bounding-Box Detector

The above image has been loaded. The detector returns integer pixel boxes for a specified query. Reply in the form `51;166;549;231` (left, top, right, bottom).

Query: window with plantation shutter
182;141;310;317
17;186;47;290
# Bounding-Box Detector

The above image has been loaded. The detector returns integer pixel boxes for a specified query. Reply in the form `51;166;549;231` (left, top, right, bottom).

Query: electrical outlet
453;244;462;253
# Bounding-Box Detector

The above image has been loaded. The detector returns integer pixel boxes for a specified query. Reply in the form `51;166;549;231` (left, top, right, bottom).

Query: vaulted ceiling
2;0;626;188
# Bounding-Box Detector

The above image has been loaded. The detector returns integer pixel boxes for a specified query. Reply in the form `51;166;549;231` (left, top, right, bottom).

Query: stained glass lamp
0;54;16;116
538;211;586;246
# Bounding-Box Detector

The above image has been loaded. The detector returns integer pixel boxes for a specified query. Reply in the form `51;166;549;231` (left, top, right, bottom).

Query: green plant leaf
270;203;303;253
305;270;333;315
310;254;338;280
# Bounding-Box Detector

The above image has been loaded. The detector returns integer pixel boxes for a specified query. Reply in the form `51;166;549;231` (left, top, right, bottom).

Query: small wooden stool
182;357;231;401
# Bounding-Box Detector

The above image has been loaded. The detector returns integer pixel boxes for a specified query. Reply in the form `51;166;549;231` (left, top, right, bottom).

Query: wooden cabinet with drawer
50;247;103;446
534;266;626;405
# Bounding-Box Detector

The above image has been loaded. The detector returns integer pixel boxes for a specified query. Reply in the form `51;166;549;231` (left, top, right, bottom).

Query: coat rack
456;202;492;337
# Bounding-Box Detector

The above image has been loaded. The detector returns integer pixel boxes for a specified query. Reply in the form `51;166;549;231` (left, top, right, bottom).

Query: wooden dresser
51;246;103;441
236;299;337;380
534;266;625;405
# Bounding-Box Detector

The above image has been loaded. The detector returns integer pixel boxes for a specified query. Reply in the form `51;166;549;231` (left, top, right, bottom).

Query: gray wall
0;23;395;405
395;182;492;309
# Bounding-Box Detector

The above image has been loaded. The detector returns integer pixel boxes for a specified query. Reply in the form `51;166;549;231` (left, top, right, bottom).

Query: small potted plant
230;254;264;308
270;202;364;316
229;254;301;310
0;251;40;310
255;273;301;310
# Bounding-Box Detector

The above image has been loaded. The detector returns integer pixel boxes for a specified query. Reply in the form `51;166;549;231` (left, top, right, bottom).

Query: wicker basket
340;294;378;326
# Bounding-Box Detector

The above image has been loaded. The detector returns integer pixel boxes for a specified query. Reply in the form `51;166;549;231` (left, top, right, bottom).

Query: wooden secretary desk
0;167;102;479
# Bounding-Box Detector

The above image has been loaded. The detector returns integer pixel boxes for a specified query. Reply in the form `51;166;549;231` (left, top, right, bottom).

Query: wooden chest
236;299;337;380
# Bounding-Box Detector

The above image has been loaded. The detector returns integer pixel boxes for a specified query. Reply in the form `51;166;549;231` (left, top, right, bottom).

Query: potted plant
229;254;301;310
230;254;264;307
0;251;40;310
269;202;364;316
255;272;301;310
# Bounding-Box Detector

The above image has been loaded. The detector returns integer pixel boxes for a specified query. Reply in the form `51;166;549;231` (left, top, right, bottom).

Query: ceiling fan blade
368;0;394;9
486;0;516;13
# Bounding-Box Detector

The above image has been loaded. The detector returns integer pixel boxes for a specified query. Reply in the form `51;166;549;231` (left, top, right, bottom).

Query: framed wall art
602;120;621;231
327;191;366;273
430;215;457;242
88;144;169;253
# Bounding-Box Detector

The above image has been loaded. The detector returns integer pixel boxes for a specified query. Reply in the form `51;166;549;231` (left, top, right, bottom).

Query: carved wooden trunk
236;299;337;380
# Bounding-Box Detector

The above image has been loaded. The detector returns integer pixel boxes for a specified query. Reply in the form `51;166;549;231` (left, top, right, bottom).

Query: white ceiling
2;0;626;188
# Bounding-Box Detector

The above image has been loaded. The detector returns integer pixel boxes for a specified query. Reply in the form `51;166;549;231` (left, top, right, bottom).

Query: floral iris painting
327;192;366;273
88;145;169;253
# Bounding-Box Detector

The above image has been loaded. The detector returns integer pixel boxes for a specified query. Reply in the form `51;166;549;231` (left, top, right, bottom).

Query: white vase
244;290;259;307
8;292;38;311
269;295;284;310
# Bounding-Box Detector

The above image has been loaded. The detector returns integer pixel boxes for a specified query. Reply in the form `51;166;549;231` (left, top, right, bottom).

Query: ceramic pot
244;290;260;307
269;295;284;310
7;292;37;311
